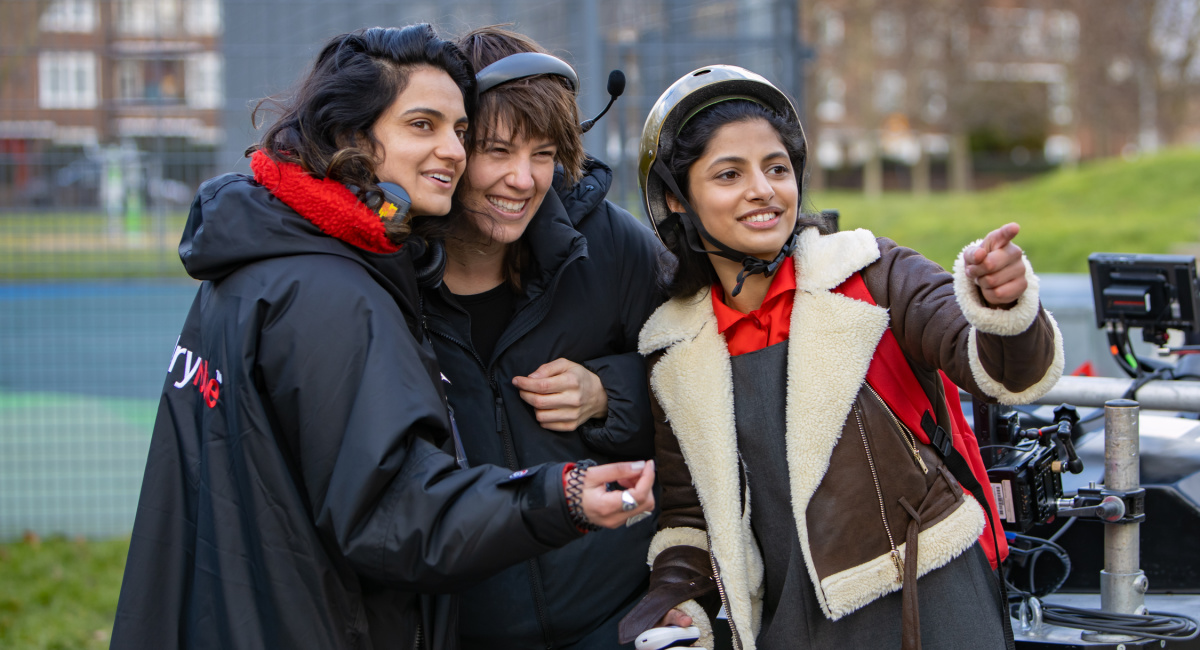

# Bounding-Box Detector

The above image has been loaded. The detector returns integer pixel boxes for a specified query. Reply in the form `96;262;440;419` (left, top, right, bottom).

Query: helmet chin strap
653;158;799;297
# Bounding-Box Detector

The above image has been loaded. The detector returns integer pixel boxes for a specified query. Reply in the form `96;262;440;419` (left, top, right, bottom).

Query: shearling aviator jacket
626;227;1063;649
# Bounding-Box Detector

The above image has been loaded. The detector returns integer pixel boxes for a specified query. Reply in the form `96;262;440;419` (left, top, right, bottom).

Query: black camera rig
979;253;1200;536
977;401;1151;536
976;403;1086;533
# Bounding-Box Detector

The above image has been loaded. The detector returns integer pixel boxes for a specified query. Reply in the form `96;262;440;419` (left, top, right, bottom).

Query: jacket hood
553;156;613;229
506;156;620;293
179;173;402;282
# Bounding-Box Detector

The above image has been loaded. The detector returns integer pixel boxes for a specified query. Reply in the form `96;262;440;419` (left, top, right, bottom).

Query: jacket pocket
863;383;928;475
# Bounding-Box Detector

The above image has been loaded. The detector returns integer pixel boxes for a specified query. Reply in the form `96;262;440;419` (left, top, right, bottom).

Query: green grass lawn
3;148;1200;279
812;147;1200;273
0;535;128;649
0;213;188;280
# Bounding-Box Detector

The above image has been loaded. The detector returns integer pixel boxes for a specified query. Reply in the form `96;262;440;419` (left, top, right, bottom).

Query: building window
913;12;945;60
815;6;843;48
146;59;185;103
1049;82;1072;125
874;70;906;114
185;0;222;36
116;0;181;36
921;70;947;123
872;11;905;58
39;0;97;33
187;53;223;109
1046;11;1079;61
816;72;846;122
116;60;144;101
38;51;98;109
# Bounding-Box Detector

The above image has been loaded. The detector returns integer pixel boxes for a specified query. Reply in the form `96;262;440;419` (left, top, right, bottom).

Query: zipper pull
494;396;504;433
911;444;929;474
890;549;904;581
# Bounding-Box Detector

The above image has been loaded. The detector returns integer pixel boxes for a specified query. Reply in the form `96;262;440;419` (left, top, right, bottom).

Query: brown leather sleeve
618;352;720;643
861;237;1055;398
973;311;1056;393
648;350;708;530
618;545;719;643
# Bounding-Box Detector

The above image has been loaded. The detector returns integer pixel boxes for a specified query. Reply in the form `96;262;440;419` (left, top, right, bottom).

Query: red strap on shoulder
833;273;933;444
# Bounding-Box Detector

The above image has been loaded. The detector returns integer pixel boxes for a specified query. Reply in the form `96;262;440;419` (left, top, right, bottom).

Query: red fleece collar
250;150;399;254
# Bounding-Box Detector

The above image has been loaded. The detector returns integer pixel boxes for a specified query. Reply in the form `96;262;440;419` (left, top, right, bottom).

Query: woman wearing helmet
618;66;1064;649
411;26;664;649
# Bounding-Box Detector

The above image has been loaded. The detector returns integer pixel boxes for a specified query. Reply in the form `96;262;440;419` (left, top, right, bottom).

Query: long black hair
660;99;822;299
249;24;476;242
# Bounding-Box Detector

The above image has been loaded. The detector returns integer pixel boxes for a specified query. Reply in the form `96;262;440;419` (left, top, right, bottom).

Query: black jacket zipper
423;318;548;647
423;326;519;470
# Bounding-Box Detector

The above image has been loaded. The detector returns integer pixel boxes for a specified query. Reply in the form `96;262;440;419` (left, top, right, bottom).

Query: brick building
802;0;1197;192
0;0;222;208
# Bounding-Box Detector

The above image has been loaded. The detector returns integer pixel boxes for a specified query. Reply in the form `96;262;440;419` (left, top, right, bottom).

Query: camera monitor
1088;252;1200;334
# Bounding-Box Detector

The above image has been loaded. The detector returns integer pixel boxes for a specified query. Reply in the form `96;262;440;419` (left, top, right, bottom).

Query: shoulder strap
834;273;936;444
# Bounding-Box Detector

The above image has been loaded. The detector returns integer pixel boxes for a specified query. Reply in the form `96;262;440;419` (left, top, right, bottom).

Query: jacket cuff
619;542;718;646
678;599;715;649
648;526;710;565
952;240;1041;336
519;462;585;547
579;354;655;459
967;310;1066;405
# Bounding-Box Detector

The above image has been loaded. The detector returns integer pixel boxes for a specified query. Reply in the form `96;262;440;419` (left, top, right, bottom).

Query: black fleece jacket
111;173;584;650
420;158;665;648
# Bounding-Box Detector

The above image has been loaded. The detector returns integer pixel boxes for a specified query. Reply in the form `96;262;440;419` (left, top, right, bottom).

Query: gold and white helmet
638;65;805;243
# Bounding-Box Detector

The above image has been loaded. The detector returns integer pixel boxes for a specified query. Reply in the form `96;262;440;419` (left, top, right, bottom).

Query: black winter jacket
111;173;584;650
420;158;665;648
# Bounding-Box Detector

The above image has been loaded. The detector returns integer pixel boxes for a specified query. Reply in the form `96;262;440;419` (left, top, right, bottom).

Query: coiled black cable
1005;530;1200;641
1038;603;1199;641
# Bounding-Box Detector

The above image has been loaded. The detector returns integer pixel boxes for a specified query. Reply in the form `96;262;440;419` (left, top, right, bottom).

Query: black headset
474;52;625;133
476;52;579;93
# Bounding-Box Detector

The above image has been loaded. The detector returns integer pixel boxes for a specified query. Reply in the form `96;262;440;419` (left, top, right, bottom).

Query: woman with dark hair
110;24;653;650
411;25;664;650
618;66;1064;649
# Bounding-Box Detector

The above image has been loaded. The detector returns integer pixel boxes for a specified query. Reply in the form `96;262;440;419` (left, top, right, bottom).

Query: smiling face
667;117;799;260
458;121;557;247
370;66;469;218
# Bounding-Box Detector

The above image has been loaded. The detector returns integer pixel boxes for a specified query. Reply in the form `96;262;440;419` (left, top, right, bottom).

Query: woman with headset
110;25;654;650
618;66;1064;649
412;26;664;650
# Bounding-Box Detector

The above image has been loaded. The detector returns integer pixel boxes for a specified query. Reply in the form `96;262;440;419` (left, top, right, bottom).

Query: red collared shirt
712;256;796;357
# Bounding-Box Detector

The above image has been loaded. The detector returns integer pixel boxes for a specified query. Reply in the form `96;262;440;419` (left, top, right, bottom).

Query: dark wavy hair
459;26;584;184
660;99;823;299
247;24;476;244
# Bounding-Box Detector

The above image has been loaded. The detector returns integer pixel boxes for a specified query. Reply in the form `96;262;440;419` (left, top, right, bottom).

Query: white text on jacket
168;339;222;408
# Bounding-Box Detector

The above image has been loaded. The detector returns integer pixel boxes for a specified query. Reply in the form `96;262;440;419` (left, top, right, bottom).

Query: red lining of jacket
250;150;399;255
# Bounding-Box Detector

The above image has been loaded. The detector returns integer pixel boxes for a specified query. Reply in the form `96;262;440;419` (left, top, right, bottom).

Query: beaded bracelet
566;459;602;533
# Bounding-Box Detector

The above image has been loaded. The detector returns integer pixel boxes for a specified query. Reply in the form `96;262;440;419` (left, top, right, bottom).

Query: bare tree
1152;0;1200;144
